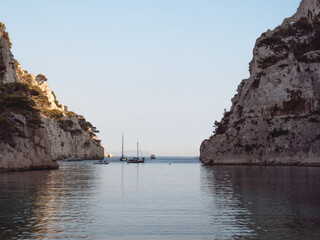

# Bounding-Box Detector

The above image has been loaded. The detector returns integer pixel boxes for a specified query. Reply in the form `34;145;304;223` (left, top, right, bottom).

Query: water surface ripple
0;158;319;239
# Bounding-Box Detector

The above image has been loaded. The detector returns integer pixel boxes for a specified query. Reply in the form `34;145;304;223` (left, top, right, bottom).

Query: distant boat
150;154;156;159
128;142;145;163
93;159;109;165
119;133;127;161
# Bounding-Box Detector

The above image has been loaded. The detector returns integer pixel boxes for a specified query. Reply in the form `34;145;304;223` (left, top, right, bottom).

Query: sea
0;157;320;240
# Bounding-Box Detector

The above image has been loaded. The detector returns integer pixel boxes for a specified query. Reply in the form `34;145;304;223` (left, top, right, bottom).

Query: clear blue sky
2;0;301;156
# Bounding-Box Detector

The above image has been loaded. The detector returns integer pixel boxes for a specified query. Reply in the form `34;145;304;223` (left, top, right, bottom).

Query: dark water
0;157;320;240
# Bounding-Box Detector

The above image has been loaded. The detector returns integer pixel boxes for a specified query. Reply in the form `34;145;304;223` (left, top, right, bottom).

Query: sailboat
119;133;127;161
127;142;145;163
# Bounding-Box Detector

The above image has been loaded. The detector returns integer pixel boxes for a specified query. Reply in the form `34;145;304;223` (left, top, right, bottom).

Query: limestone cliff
200;0;320;166
0;23;104;171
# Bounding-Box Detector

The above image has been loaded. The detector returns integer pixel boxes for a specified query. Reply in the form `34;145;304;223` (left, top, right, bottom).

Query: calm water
1;157;320;240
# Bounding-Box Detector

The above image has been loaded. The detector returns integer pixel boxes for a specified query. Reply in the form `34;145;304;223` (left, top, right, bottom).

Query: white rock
0;28;104;171
200;0;320;166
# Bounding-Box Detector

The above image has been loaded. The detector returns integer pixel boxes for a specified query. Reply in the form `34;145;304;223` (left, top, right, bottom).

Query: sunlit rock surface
200;0;320;165
0;26;104;171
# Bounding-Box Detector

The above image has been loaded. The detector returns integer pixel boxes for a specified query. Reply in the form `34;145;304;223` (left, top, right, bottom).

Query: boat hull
127;160;144;163
93;161;109;165
127;157;145;163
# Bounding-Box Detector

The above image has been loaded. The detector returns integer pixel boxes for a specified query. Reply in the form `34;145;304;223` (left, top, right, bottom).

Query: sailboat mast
121;133;124;158
137;142;139;159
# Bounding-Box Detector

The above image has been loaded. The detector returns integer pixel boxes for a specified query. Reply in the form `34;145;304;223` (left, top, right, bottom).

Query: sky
1;0;301;156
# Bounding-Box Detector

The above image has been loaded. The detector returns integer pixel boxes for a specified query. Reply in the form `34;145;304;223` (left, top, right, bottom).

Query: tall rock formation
200;0;320;166
0;23;104;171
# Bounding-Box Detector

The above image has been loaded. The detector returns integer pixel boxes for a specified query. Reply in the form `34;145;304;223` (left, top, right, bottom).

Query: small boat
150;154;156;159
119;133;127;161
127;142;145;163
127;157;144;163
93;159;109;165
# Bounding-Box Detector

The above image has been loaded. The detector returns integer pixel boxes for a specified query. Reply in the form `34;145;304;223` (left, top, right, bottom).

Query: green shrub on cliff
58;119;73;131
258;35;284;48
0;115;21;142
29;85;52;109
274;17;313;38
3;81;52;111
77;114;99;138
261;15;320;64
36;74;48;83
27;113;43;128
213;120;226;135
3;82;29;94
66;111;76;118
1;94;36;115
0;82;44;134
23;74;34;85
43;109;63;121
0;22;12;48
213;109;231;135
78;115;92;131
0;83;40;117
0;71;101;144
51;91;62;108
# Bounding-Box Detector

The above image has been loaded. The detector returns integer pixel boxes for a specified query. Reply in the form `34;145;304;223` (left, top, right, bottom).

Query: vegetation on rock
0;21;104;166
0;115;26;145
0;22;12;48
258;15;320;69
51;91;62;108
36;74;48;83
0;82;42;145
66;111;76;118
213;109;231;135
0;83;42;119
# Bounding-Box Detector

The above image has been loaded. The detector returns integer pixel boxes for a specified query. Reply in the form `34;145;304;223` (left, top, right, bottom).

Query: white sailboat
127;142;145;163
119;133;127;161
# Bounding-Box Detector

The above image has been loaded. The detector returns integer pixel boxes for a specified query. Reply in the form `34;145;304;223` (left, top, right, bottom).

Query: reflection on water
200;167;254;239
0;170;51;240
0;159;320;239
0;163;99;239
201;166;320;240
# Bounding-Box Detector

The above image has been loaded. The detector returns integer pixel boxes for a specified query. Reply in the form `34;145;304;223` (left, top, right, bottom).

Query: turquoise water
0;157;320;239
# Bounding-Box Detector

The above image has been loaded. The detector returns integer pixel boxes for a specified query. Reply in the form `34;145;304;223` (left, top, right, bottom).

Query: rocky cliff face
15;64;105;161
200;0;320;166
0;40;17;84
0;24;104;171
